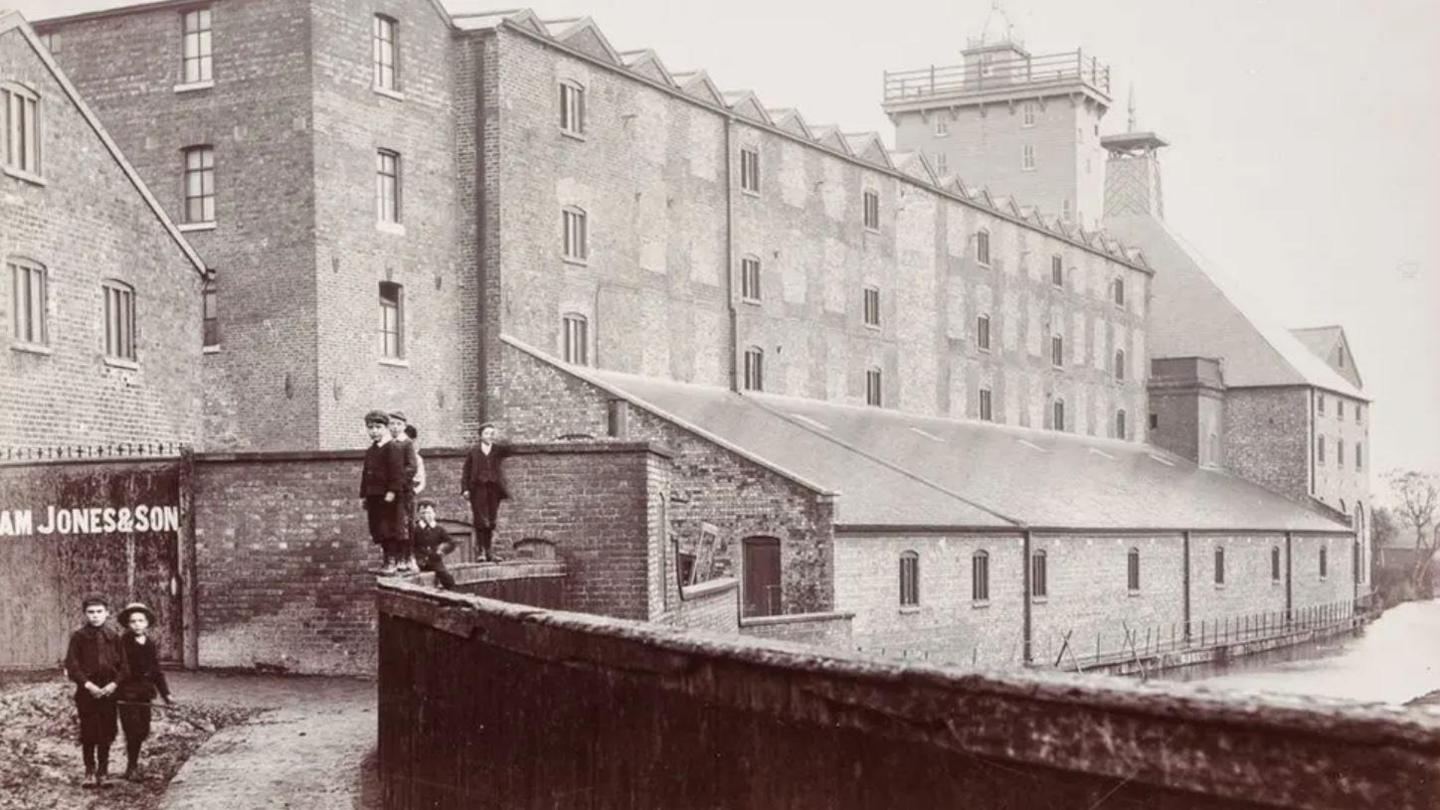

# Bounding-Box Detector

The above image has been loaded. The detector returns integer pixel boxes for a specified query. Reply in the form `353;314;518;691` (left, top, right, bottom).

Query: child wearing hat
116;602;172;782
461;422;510;562
387;411;421;573
412;499;457;589
64;596;123;787
360;409;405;573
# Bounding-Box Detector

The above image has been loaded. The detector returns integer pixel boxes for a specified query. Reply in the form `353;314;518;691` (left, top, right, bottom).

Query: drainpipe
724;116;739;392
1022;530;1033;665
1285;531;1294;623
1182;530;1191;643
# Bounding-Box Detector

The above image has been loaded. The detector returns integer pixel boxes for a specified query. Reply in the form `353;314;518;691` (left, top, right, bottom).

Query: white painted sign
0;504;181;537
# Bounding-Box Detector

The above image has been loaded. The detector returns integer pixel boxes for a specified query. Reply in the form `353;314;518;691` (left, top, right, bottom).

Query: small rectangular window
376;149;401;224
1053;400;1065;432
934;152;947;174
743;348;763;392
1051;256;1063;287
39;32;61;56
1022;101;1036;127
373;15;399;92
379;281;403;359
202;278;219;347
1149;413;1158;430
1337;440;1345;468
559;81;585;135
1317;393;1326;414
181;8;213;84
1031;551;1047;598
899;552;919;606
740;147;760;194
1116;410;1127;440
934;116;948;137
1356;442;1363;471
862;286;880;328
1319;545;1328;579
183;146;215;224
1127;548;1140;591
1114;278;1126;307
972;552;990;601
979;388;993;422
1317;435;1326;464
1022;144;1035;171
976;315;991;351
1214;547;1225;585
9;261;47;346
741;257;761;302
102;281;136;361
975;230;991;266
2;84;41;176
865;368;882;407
1051;335;1064;367
1271;546;1281;582
1337;400;1344;419
562;207;588;261
562;313;588;365
862;190;880;230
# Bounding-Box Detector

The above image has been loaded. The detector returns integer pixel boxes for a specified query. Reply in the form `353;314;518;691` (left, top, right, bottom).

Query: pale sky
14;0;1440;497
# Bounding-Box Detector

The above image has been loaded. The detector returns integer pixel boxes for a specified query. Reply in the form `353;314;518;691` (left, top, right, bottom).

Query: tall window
975;230;991;266
2;83;41;176
862;190;880;230
1052;399;1065;431
373;15;399;92
1317;435;1326;464
183;146;215;224
862;286;880;328
102;280;136;361
562;206;588;261
976;314;991;351
865;367;883;407
1271;546;1281;582
379;281;403;359
201;278;219;348
743;347;763;392
1113;278;1126;307
1031;550;1048;598
740;256;761;302
1051;255;1063;287
978;387;993;421
181;8;213;85
562;313;588;365
1337;400;1345;419
1319;545;1328;579
972;551;990;602
1356;442;1363;471
740;147;760;194
1127;547;1140;591
1337;440;1345;468
1317;393;1326;415
376;149;401;224
899;551;919;607
934;116;948;137
559;80;585;135
9;260;47;346
1214;546;1225;585
1116;409;1127;440
1022;144;1035;170
1051;334;1064;367
1115;349;1126;381
1021;101;1036;127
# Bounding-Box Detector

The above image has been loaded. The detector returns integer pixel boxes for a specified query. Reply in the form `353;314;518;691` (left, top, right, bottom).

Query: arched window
865;366;883;407
561;313;588;365
559;79;585;135
1116;410;1128;440
1127;547;1140;591
1115;349;1126;382
976;313;991;351
1030;549;1047;598
2;81;42;176
899;550;919;606
1113;277;1126;307
8;258;47;346
743;346;764;391
101;279;136;361
971;550;990;601
562;206;588;261
978;386;994;421
1050;333;1064;367
1051;255;1063;287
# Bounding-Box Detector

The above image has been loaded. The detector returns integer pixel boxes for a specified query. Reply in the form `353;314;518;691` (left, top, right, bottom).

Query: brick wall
191;440;669;674
1187;533;1289;630
833;532;1025;666
1291;532;1358;611
1224;388;1311;501
739;611;854;647
659;578;740;634
1310;391;1370;517
1;24;204;451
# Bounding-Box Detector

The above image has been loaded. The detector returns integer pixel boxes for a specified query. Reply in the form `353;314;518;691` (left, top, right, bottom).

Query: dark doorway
742;536;781;618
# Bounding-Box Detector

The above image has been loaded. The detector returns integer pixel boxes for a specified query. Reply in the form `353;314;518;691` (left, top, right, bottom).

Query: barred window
865;367;882;407
740;147;760;193
743;346;764;392
559;80;585;135
373;15;399;92
862;286;880;328
2;82;41;176
102;280;136;361
1031;550;1047;598
9;259;47;346
183;146;215;224
181;8;213;84
379;281;403;359
376;150;401;224
863;190;880;230
1128;547;1140;591
899;551;919;607
562;206;588;261
562;313;588;365
972;550;990;602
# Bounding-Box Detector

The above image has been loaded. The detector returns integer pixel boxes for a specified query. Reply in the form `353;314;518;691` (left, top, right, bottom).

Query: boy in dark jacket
360;409;404;573
116;602;173;782
387;411;421;573
461;422;509;562
65;596;123;788
412;499;457;589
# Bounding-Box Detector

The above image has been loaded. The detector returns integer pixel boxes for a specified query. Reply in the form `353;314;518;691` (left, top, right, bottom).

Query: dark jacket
395;438;420;493
412;522;453;557
461;443;509;498
118;634;170;702
65;624;124;688
360;439;404;497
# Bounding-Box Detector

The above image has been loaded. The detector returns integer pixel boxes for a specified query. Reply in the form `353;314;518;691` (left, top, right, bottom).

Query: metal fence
0;441;187;464
883;49;1111;103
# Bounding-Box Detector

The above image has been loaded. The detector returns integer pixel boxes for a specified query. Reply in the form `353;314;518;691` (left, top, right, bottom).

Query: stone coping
739;610;855;628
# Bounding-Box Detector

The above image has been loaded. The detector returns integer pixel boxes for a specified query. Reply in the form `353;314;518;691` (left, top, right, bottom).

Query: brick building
1;11;206;452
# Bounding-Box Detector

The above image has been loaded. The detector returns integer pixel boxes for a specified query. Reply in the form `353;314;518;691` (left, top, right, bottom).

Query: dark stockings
82;743;111;774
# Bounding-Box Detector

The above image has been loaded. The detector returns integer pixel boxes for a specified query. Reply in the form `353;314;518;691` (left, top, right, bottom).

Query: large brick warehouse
0;2;1373;674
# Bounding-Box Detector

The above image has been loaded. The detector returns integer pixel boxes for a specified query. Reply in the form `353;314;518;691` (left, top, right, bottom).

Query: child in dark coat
412;499;457;589
65;596;123;788
360;409;405;573
116;603;173;782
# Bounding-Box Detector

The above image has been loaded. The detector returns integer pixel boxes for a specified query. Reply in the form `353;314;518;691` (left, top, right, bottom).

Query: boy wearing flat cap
64;596;123;787
360;409;405;573
116;603;172;782
461;422;510;562
387;411;421;573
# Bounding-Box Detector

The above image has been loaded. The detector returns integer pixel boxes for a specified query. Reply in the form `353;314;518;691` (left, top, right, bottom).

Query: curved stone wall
376;575;1440;810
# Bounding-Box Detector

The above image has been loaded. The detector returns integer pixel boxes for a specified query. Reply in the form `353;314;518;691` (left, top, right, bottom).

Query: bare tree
1387;470;1440;590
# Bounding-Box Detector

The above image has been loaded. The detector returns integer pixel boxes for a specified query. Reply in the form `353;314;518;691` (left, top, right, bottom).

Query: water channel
1155;598;1440;706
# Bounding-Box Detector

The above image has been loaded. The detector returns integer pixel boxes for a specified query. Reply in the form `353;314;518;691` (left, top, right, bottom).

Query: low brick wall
377;578;1440;809
740;611;854;646
660;577;739;633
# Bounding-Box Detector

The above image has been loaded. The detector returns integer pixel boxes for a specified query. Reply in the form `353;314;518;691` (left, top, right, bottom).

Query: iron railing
883;49;1110;104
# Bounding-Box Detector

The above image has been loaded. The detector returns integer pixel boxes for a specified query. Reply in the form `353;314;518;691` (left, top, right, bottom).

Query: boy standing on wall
387;411;420;573
361;409;404;574
462;422;509;562
65;596;124;788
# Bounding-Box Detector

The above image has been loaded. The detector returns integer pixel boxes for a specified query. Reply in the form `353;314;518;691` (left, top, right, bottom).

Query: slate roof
1104;215;1366;400
1290;326;1343;360
532;349;1348;534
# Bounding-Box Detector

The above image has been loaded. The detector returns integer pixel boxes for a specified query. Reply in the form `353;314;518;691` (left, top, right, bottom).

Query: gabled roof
889;150;937;184
1105;214;1367;399
619;49;676;87
843;132;892;168
722;91;772;125
1291;325;1364;391
451;8;546;33
768;108;812;139
0;11;205;278
672;70;725;106
539;17;622;65
809;125;852;155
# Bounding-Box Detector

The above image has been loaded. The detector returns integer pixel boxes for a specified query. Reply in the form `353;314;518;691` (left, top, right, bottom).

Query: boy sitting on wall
412;499;457;590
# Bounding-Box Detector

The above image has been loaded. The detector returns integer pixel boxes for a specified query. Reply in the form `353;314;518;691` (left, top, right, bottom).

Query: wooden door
742;537;781;618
